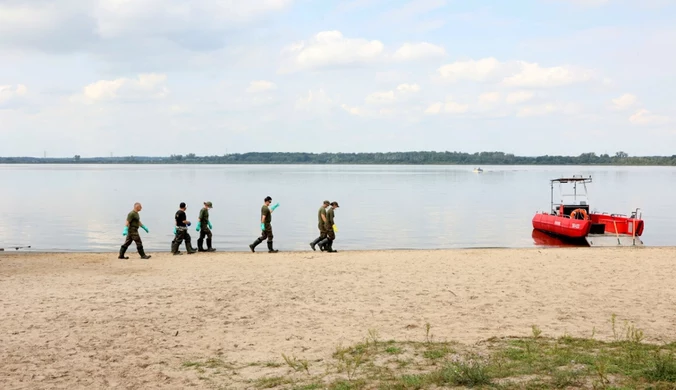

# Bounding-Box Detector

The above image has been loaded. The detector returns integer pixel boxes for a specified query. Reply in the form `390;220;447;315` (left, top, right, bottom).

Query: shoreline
2;247;675;388
1;245;670;255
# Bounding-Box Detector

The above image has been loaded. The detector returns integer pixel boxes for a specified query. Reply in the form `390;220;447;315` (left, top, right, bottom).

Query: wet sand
1;247;675;389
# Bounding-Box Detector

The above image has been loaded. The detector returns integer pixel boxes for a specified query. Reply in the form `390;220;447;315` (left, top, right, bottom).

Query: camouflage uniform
119;210;151;259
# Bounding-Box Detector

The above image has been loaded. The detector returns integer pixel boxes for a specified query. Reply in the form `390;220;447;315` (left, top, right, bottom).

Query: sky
1;0;675;157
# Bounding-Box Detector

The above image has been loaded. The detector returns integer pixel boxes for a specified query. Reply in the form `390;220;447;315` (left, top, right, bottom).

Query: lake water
0;164;674;252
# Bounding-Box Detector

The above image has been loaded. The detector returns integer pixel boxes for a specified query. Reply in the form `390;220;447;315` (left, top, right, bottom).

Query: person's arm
321;213;327;223
140;218;149;233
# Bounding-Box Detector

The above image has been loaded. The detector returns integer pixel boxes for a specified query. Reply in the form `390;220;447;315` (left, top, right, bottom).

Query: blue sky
1;0;675;157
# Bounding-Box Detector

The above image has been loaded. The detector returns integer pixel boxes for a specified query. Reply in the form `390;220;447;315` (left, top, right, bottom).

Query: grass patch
180;316;676;389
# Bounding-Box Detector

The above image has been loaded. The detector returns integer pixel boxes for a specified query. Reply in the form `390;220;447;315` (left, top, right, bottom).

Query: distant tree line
1;151;676;166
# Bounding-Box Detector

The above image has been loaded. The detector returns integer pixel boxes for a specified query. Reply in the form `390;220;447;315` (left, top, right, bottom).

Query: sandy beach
1;247;675;389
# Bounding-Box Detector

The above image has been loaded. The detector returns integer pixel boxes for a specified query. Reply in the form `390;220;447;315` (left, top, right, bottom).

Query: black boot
118;246;129;259
267;241;278;253
317;238;329;252
206;238;216;252
186;240;196;254
138;246;152;259
197;239;206;252
310;236;322;251
249;237;263;252
171;240;181;255
326;240;337;253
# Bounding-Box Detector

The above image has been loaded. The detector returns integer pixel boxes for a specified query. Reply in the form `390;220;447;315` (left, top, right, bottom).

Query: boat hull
590;213;644;237
532;213;591;239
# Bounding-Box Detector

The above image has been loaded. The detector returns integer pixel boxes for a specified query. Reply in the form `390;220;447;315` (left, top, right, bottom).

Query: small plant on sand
531;325;542;339
333;345;366;381
592;356;611;389
643;350;676;382
282;353;310;375
367;328;379;346
431;358;491;387
424;322;432;343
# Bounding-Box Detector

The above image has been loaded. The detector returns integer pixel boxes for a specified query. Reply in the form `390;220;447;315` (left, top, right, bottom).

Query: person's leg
134;233;151;259
197;229;207;252
317;227;330;251
266;225;278;253
249;230;266;252
119;235;133;259
326;230;337;253
205;228;215;252
310;228;326;251
171;230;183;255
184;231;196;254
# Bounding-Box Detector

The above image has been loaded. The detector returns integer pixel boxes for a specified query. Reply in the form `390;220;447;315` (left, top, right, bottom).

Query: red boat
532;176;645;246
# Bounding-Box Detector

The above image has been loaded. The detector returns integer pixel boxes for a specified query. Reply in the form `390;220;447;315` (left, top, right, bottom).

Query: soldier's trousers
259;224;273;242
172;228;193;252
198;226;213;250
122;231;143;249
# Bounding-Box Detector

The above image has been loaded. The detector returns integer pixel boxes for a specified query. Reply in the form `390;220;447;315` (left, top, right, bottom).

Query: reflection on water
531;229;578;247
0;164;674;252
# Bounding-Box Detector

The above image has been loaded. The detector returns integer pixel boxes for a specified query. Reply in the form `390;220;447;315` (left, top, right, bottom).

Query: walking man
171;202;196;255
118;202;151;259
318;201;339;253
196;201;216;252
249;196;280;253
310;200;330;251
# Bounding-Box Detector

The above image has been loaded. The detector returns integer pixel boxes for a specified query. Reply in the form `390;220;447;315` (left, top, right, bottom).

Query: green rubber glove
173;227;177;235
260;222;265;231
196;222;201;231
122;226;128;236
208;221;212;229
271;202;280;211
141;225;149;233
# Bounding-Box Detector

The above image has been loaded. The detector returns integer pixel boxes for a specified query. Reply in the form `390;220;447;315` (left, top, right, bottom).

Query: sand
1;247;675;389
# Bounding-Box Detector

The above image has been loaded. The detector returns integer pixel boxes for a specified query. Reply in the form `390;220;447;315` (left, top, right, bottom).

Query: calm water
0;164;674;252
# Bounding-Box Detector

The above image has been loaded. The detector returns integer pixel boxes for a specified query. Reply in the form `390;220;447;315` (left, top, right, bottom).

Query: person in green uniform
196;201;216;252
171;202;196;255
310;200;330;251
118;202;151;259
249;196;280;253
317;201;339;253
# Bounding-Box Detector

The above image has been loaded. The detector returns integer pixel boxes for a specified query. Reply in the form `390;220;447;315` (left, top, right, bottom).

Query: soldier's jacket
261;205;271;225
127;210;140;232
318;206;327;229
326;208;335;229
199;208;210;224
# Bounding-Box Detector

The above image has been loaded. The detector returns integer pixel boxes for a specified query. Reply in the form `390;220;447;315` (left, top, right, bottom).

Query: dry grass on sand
1;247;675;389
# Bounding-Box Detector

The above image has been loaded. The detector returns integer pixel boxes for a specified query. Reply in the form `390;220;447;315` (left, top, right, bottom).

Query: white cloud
393;42;446;61
77;73;169;103
436;57;505;82
516;103;580;117
365;83;420;104
436;57;594;88
246;80;276;93
506;91;535;104
629;109;670;125
425;100;469;115
0;84;28;105
611;93;638;110
478;92;500;104
94;0;294;38
502;61;593;88
395;83;421;94
341;104;367;116
280;30;384;72
295;88;334;111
